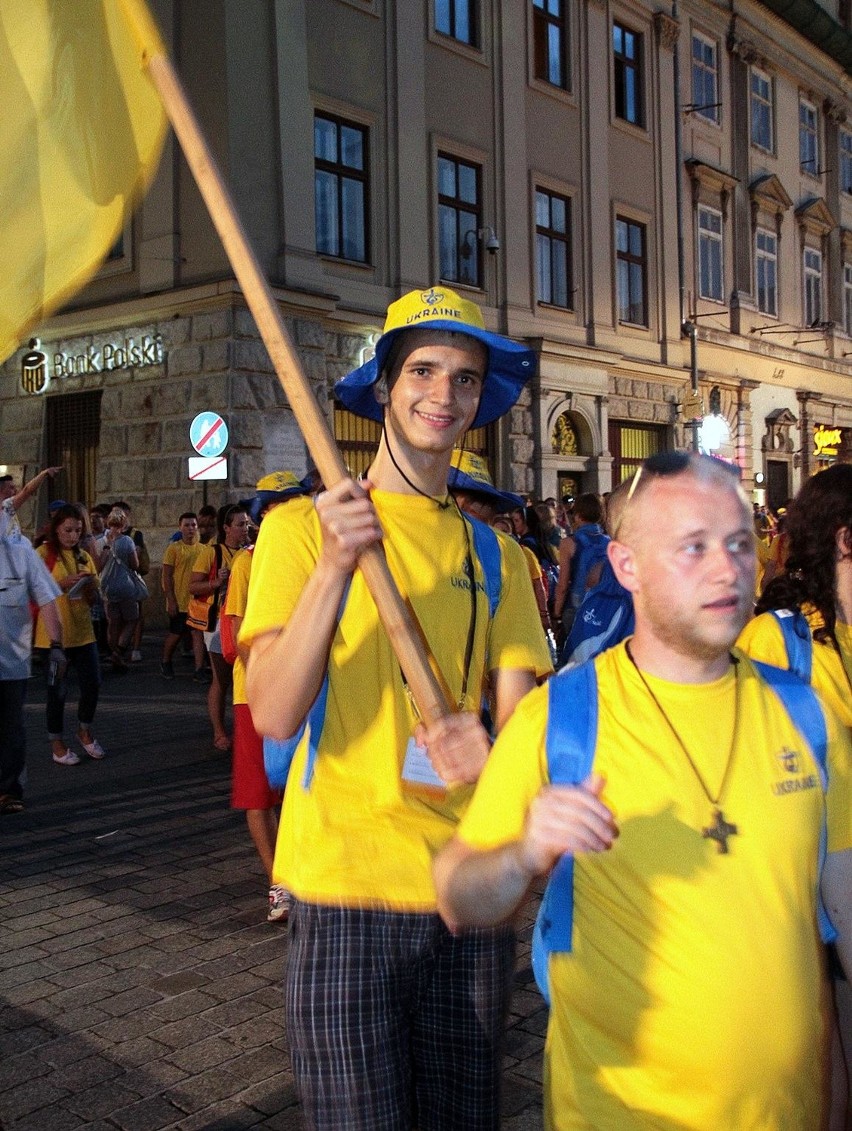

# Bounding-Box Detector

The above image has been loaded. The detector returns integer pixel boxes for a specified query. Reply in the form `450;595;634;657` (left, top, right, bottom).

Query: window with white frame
799;99;819;174
755;229;778;316
803;247;822;325
841;130;852;194
535;189;572;307
691;33;719;123
750;68;773;151
435;0;478;46
844;263;852;335
698;206;724;301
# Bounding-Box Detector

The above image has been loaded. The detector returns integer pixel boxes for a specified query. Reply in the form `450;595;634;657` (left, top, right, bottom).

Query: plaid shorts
285;901;516;1130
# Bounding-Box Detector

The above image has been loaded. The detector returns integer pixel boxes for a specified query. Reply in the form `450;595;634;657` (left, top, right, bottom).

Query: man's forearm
434;838;533;930
823;849;852;978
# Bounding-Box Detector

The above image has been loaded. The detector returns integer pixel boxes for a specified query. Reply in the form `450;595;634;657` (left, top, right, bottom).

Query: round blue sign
189;412;228;457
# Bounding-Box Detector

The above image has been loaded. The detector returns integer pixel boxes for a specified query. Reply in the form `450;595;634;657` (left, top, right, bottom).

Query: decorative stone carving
762;407;797;453
551;412;580;455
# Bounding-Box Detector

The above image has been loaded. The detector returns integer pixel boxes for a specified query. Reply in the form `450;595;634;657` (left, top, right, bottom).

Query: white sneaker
78;736;106;760
130;650;142;663
267;886;291;922
53;748;81;766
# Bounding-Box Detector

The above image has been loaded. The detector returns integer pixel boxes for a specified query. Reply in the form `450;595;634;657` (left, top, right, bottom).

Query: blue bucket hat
238;471;309;526
334;287;537;429
448;452;524;513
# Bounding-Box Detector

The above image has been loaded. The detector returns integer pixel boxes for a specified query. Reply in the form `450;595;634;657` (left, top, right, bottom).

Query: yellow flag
0;0;167;364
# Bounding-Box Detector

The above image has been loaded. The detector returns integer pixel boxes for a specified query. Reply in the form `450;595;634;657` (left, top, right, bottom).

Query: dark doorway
766;459;790;513
45;391;103;508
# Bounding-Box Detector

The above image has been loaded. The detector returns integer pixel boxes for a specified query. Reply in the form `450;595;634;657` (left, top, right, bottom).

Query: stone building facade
1;0;850;557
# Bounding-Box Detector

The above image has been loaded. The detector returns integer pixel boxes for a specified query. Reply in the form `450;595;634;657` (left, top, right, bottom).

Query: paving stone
0;1076;70;1119
106;1093;186;1131
146;991;220;1023
149;971;211;996
3;1104;89;1130
2;642;547;1129
166;1035;239;1074
226;1016;285;1050
174;1105;265;1129
164;1064;245;1112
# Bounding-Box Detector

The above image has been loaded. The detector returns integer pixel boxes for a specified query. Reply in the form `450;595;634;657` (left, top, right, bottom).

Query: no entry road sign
190;412;228;457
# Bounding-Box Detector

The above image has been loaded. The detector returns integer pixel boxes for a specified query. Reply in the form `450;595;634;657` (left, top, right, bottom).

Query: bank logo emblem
21;339;48;395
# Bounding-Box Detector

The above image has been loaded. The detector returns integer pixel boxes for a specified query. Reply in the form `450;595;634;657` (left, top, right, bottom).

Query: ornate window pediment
762;407;797;452
795;197;835;240
749;174;792;217
686;160;739;219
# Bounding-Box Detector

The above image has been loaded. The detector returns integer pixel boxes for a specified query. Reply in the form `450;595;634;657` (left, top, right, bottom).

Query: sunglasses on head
611;451;740;539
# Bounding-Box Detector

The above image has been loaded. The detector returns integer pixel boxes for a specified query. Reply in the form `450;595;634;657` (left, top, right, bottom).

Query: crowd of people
0;284;849;1130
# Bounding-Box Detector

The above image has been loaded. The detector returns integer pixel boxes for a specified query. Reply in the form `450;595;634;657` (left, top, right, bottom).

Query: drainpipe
672;1;700;452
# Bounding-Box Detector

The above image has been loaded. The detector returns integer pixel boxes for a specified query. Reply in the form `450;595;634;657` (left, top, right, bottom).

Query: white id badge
401;737;447;794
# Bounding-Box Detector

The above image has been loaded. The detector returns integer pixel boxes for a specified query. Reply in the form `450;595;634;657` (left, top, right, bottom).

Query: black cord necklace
368;424;477;713
381;414;453;510
626;643;741;854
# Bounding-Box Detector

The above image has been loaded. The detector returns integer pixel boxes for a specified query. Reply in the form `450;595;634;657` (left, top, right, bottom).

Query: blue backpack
569;524;610;606
559;560;634;668
263;515;504;790
531;648;835;1005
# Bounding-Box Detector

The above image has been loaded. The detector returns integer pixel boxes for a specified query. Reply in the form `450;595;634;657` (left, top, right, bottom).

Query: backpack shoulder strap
263;579;351;790
752;659;836;944
532;660;600;1004
768;608;813;682
464;514;502;618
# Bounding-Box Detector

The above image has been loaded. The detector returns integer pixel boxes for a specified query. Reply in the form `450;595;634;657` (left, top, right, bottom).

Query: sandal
53;747;81;766
78;734;106;760
0;794;24;815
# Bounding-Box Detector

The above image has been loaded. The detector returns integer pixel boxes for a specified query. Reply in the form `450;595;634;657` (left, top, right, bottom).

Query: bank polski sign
19;334;165;395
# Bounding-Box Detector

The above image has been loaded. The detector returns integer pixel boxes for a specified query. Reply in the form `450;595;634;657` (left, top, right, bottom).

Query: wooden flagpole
139;48;452;728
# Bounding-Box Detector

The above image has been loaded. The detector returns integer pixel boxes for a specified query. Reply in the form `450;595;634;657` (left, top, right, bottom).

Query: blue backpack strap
753;659;836;944
769;608;813;682
532;661;599;1004
262;581;351;791
464;514;502;618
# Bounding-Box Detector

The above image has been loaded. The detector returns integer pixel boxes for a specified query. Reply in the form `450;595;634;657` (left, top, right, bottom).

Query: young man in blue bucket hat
242;287;552;1129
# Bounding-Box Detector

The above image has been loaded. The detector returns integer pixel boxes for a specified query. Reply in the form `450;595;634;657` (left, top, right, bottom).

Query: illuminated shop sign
813;425;843;459
20;334;165;394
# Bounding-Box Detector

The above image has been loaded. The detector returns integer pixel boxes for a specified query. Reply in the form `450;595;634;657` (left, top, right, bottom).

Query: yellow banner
0;0;167;364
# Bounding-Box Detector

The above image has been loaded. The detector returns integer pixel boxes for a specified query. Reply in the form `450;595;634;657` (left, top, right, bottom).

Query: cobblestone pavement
0;642;546;1130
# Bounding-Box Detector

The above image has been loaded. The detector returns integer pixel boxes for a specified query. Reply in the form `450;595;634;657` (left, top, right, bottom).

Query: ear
373;376;389;406
607;538;641;595
836;525;852;560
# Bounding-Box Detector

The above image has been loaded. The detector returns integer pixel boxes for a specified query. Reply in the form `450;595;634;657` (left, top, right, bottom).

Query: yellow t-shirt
738;608;852;730
162;538;199;612
224;545;252;706
520;543;543;581
34;546;98;648
192;540;239;579
240;491;552;909
458;643;852;1131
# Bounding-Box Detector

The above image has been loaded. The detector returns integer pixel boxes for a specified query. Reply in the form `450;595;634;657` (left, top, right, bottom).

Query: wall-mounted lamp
461;226;501;258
